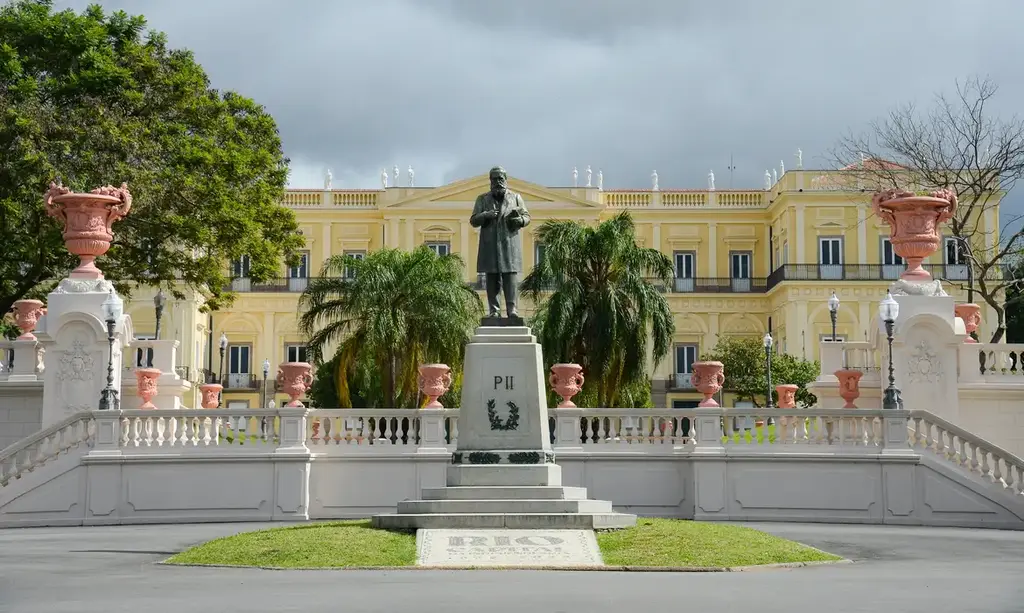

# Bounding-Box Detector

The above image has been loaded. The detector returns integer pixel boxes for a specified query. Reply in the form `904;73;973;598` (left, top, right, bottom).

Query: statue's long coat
470;190;531;274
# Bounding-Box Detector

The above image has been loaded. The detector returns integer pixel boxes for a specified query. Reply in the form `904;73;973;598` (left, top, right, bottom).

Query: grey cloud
47;0;1024;222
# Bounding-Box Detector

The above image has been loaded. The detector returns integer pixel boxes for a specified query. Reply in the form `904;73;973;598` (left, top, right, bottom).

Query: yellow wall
124;170;999;407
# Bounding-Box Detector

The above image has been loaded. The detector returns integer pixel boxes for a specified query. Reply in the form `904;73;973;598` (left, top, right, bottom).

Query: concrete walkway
0;521;1021;613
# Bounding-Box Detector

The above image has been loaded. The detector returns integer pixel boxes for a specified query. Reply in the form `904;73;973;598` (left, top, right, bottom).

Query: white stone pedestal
37;279;131;427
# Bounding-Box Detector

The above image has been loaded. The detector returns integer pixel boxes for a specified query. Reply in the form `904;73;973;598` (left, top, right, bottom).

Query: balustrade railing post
553;408;584;452
417;408;449;453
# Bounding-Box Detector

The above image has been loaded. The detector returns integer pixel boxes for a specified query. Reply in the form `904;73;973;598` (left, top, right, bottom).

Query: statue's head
489;166;507;197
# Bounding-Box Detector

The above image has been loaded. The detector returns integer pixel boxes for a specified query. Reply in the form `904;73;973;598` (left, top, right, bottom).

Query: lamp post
879;290;903;410
153;289;166;340
218;332;228;406
98;289;123;411
262;358;271;408
763;332;774;408
828;291;840;341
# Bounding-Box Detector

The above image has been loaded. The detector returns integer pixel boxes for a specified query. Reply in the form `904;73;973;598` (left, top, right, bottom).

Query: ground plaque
417;529;603;567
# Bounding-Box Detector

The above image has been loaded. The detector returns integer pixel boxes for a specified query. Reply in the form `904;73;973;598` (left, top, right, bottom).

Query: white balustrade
909;410;1024;498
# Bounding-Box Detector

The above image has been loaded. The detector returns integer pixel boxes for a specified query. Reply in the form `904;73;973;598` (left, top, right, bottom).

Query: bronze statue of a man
470;166;531;319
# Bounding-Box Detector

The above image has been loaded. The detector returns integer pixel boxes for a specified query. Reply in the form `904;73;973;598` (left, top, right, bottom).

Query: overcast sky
51;0;1024;212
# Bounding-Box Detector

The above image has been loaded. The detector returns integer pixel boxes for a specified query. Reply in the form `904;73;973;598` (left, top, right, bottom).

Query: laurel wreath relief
486;398;520;431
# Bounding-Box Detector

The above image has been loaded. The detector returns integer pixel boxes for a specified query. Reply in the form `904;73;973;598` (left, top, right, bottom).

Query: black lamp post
880;290;904;410
763;332;774;408
828;291;840;341
98;289;123;411
218;332;228;406
153;289;166;340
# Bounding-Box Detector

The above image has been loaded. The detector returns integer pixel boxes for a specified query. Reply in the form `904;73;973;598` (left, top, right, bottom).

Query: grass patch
166;520;416;568
596;518;841;568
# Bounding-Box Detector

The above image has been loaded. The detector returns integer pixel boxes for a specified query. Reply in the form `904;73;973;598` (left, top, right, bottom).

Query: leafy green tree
701;336;820;408
521;211;675;407
299;247;482;409
0;0;302;315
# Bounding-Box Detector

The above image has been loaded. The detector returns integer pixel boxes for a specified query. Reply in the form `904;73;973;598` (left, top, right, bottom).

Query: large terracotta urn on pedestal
135;368;161;409
417;364;453;409
11;299;45;340
954;303;982;343
692;361;725;408
871;188;957;282
277;362;313;408
549;363;585;408
198;383;223;409
834;369;863;409
43;182;132;279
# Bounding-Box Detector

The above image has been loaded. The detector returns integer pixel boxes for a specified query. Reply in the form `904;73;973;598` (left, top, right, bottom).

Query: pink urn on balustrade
43;182;132;279
11;299;45;341
135;367;161;409
834;369;863;409
549;363;585;408
871;188;957;282
198;383;223;409
418;363;453;409
692;361;725;408
277;362;313;408
775;384;799;409
954;303;982;343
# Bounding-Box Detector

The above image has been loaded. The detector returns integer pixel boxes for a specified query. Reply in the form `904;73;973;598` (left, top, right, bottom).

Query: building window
673;344;698;389
285;344;309;363
729;251;751;292
673;251;695;292
881;238;904;280
343;250;365;279
227;344;251;388
944;237;969;280
818;237;843;280
426;242;450;257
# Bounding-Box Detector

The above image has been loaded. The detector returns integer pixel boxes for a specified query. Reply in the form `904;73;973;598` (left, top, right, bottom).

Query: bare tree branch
828;75;1024;342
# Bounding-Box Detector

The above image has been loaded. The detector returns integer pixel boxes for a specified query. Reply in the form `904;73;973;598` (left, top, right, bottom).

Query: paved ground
0;521;1022;613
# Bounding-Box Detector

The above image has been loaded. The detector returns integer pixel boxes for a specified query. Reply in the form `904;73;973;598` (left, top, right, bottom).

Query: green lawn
596;518;840;568
165;518;840;569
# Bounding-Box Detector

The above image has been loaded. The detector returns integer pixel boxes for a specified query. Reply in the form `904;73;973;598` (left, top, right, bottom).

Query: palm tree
299;246;482;408
521;211;675;407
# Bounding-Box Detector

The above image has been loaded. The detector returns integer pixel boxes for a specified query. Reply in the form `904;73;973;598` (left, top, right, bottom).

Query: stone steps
397;499;613;514
371;512;638;530
420;486;589;500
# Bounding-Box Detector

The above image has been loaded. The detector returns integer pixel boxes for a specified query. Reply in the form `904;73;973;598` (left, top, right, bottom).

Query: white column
857;205;867;265
795;205;806;263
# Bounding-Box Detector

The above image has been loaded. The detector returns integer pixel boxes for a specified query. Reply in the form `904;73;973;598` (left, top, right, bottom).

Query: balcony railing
765;263;984;290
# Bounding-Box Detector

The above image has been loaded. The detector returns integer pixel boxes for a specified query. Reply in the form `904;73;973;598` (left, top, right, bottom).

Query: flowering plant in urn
417;363;452;409
871;187;957;282
691;361;725;408
277;362;313;408
44;182;132;279
549;363;585;408
11;299;45;340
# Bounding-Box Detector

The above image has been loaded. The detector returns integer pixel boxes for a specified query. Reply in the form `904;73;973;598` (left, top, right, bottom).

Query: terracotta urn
43;182;132;279
692;361;725;408
954;303;982;343
11;299;45;341
276;362;313;408
871;188;957;282
198;383;222;409
834;369;863;409
417;363;453;409
775;384;799;409
549;363;585;408
135;367;161;409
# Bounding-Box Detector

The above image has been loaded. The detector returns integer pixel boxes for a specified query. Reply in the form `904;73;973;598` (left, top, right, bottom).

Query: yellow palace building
124;167;1000;409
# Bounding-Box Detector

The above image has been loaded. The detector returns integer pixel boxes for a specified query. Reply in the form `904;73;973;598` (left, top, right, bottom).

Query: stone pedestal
373;326;636;530
37;279;131;427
